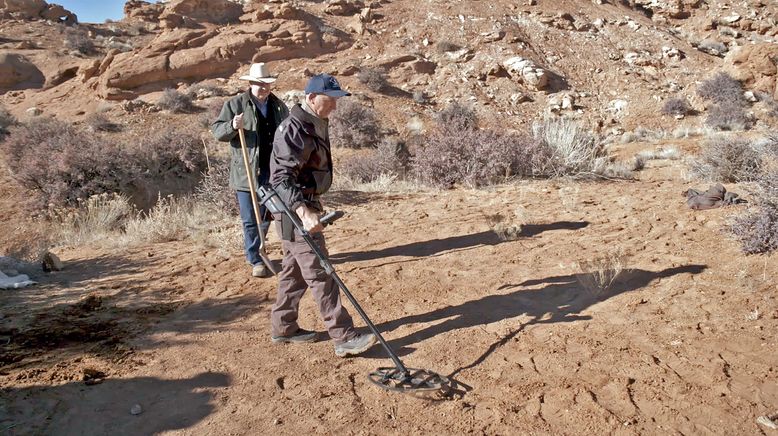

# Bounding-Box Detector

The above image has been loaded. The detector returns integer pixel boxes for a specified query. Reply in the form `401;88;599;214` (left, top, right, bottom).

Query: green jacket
211;90;289;191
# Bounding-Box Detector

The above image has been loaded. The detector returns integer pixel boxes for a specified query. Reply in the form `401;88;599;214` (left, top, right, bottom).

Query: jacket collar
291;104;327;140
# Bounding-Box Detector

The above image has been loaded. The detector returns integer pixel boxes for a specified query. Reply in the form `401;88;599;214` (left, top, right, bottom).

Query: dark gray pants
270;233;355;344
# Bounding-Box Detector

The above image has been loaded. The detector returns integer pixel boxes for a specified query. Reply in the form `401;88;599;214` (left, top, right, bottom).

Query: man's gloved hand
232;113;244;130
296;205;323;234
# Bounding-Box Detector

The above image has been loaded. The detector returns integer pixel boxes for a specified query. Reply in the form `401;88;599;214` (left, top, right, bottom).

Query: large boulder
0;0;76;23
0;53;44;90
0;0;46;19
503;56;549;90
725;43;778;99
123;0;164;22
159;0;244;25
97;20;345;99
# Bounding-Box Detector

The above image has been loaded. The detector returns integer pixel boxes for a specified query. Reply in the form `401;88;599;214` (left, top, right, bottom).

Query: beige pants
270;232;355;344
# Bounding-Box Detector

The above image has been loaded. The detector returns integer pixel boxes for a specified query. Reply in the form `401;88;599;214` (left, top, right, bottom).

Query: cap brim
322;90;350;97
239;75;277;83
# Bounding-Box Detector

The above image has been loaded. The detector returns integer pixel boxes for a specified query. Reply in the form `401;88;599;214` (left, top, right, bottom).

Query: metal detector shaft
237;129;277;275
258;186;409;375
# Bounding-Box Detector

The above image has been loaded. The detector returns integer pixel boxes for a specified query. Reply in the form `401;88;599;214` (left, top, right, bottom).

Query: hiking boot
271;328;317;344
334;333;377;357
252;264;272;278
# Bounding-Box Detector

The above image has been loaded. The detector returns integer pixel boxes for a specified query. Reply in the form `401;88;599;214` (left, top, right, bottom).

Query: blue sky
57;0;161;24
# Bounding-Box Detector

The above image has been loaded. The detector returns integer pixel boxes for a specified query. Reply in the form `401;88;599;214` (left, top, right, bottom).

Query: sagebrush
729;170;778;254
661;97;692;117
329;99;382;148
435;101;478;130
158;88;195;113
1;120;206;208
339;138;409;183
357;67;389;93
411;122;537;188
688;137;762;182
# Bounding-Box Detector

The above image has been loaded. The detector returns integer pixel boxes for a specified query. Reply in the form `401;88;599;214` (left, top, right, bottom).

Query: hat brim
321;90;351;97
239;75;277;83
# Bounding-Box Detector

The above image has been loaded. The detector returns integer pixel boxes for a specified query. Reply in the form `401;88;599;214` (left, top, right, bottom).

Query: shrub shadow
1;372;230;435
362;265;707;371
332;221;589;263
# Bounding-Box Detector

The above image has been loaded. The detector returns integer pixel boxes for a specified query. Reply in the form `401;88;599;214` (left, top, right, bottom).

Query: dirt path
1;162;777;435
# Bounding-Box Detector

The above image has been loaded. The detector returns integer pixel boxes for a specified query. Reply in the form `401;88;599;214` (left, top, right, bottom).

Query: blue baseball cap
304;73;351;97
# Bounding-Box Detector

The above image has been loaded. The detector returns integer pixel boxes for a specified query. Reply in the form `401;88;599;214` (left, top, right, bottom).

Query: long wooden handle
237;127;277;275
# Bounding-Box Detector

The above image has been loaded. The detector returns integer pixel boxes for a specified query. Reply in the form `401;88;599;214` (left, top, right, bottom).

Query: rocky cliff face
0;0;776;131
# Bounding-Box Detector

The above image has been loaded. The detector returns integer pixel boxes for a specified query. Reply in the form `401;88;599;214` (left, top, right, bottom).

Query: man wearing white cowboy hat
212;63;289;278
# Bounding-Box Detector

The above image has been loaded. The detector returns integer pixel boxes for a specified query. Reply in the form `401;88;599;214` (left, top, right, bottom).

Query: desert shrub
531;117;610;178
697;72;746;107
329;99;382;148
688;137;762;182
436;41;461;53
730;203;778;254
705;103;751;130
200;99;225;129
357;67;389;92
194;159;238;216
157;88;195;113
661;97;692;117
339;138;409;182
411;123;537;188
0;106;15;140
435;101;478;130
85;113;121;132
133;129;207;177
64;28;95;54
729;170;778;254
1;119;136;207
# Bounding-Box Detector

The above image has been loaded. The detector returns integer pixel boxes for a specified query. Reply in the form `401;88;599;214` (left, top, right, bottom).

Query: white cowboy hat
239;63;277;83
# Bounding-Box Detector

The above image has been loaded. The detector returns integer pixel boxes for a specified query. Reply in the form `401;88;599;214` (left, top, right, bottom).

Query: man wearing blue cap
268;74;377;357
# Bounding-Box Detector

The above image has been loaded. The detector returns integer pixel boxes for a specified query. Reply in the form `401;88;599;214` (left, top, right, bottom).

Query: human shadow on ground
0;372;230;435
331;221;590;264
362;265;707;369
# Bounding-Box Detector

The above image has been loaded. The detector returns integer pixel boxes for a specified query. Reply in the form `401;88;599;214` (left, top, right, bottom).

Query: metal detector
257;186;450;395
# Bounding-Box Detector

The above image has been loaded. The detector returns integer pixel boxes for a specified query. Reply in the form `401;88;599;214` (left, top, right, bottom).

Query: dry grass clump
575;250;628;295
636;146;681;161
50;192;239;250
688;136;762;183
486;206;532;241
51;193;136;246
157;88;195;113
357;67;389;93
329;99;382;148
532;117;626;179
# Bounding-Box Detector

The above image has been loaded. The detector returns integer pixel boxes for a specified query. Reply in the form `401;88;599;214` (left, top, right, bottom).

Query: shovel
237;127;277;275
